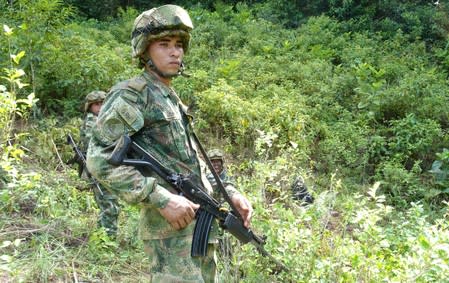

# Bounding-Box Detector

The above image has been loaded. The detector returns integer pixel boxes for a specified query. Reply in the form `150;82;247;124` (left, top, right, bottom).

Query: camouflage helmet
208;149;225;162
84;90;106;112
131;5;193;60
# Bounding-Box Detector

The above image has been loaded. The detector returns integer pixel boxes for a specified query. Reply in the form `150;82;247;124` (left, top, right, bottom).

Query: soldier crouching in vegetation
80;91;120;238
291;175;314;205
86;5;253;282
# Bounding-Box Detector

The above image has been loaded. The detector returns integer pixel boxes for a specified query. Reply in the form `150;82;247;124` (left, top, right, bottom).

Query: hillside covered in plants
1;0;449;282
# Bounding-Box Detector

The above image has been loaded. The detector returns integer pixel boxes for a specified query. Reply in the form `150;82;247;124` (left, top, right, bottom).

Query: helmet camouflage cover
208;149;224;162
84;90;106;112
131;4;193;60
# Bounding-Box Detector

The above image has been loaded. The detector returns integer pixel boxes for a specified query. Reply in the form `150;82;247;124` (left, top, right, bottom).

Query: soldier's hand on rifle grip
230;193;253;228
158;194;200;230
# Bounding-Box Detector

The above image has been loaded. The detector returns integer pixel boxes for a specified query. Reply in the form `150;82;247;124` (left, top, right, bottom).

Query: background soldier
291;175;314;205
206;149;235;192
86;5;252;282
0;166;8;189
80;91;120;238
206;149;235;261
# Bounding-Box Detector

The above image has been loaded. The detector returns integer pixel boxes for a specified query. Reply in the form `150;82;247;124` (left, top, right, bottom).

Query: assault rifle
108;135;288;272
66;133;103;196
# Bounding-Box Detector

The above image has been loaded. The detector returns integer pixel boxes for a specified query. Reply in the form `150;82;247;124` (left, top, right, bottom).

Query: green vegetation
1;0;449;282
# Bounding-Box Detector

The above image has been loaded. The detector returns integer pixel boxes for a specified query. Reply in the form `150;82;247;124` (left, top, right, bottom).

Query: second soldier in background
80;91;120;238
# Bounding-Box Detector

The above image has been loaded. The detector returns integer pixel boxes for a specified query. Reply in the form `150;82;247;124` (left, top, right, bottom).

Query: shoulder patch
121;92;139;103
128;78;147;92
94;96;144;145
114;97;144;133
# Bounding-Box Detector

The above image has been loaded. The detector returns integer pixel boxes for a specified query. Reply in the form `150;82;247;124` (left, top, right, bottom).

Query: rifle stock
108;135;289;272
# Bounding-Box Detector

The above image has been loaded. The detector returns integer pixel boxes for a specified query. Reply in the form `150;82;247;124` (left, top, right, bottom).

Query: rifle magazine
191;209;214;257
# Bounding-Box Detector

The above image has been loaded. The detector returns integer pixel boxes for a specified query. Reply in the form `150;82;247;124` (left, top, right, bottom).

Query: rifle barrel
67;134;103;196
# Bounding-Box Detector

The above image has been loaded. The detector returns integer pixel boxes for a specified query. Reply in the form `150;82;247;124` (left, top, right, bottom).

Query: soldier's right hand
158;194;200;230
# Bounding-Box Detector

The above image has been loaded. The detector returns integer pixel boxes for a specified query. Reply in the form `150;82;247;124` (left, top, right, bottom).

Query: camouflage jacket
206;169;238;200
80;112;97;152
207;169;233;188
86;71;214;240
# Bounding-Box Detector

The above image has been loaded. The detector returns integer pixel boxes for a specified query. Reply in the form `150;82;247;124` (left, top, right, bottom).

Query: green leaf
10;69;25;80
11;51;26;65
418;235;431;250
3;25;13;36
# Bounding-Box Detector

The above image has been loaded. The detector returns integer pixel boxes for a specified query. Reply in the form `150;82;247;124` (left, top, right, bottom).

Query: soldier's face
211;159;223;174
147;35;184;77
90;101;102;116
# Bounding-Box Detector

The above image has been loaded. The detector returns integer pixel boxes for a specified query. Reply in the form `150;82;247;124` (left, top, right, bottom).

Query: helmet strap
145;58;180;79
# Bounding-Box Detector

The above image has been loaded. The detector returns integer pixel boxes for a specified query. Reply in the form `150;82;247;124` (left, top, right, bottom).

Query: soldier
80;91;120;238
0;166;8;189
86;5;252;282
206;149;235;260
206;149;235;193
291;175;314;205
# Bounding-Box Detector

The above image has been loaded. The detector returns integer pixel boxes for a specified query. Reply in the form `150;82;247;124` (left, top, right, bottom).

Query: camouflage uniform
86;5;250;279
206;150;236;260
80;91;120;238
86;5;231;280
87;70;221;282
291;175;314;205
0;166;8;189
207;169;234;193
80;112;97;151
206;149;238;195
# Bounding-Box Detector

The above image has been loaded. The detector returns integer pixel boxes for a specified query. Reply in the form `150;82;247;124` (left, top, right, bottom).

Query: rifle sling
189;131;243;221
176;104;242;220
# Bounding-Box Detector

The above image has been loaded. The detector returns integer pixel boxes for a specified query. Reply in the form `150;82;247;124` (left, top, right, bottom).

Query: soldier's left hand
230;193;253;228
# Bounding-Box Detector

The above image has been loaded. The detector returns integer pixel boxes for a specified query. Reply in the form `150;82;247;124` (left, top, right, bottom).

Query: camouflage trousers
143;235;217;283
92;184;120;238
